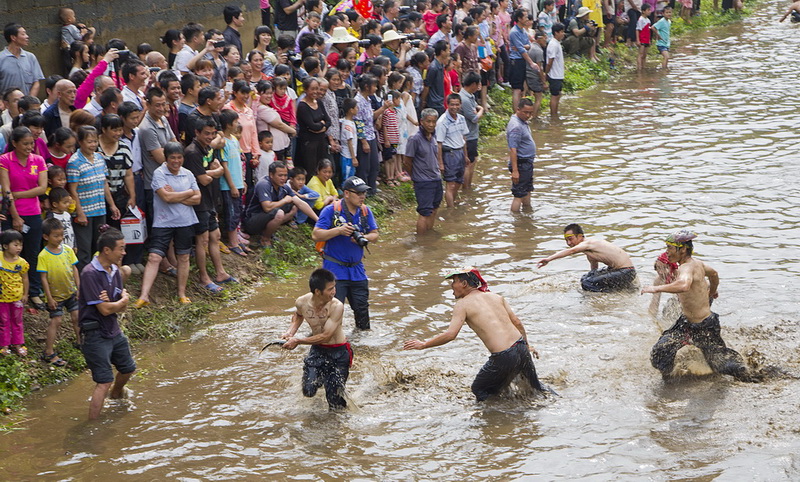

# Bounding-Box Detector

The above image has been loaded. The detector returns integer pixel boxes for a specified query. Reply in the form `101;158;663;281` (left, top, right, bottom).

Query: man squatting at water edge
642;230;755;382
536;223;638;292
404;267;553;401
281;268;353;410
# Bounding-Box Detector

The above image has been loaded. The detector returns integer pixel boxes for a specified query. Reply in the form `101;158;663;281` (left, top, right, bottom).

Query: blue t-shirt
315;203;378;281
220;136;245;190
652;18;671;48
509;25;530;60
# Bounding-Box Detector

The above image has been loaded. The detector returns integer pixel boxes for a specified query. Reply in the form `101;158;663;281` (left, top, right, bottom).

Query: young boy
287;167;320;224
47;187;76;249
37;217;80;367
435;94;469;208
636;4;653;71
339;98;358;180
219;109;248;256
256;131;276;181
652;6;672;69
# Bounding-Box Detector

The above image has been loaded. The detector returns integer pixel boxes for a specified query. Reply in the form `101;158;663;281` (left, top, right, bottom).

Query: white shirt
435;111;469;150
174;44;198;74
546;38;564;80
122;86;144;109
83;98;102;117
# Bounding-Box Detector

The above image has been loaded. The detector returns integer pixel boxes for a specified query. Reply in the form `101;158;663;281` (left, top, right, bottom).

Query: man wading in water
536;223;638;292
282;268;353;410
642;230;755;382
404;268;551;401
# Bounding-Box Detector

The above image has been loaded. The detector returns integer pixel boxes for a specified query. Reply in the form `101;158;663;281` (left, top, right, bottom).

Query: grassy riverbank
0;183;416;421
480;4;753;136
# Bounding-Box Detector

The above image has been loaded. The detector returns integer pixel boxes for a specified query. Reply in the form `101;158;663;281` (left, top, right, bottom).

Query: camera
117;49;132;63
287;52;302;68
338;216;369;248
214;40;226;48
409;39;422;47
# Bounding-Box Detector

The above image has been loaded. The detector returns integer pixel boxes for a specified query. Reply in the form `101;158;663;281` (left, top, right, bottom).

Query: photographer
312;176;379;330
380;30;411;69
186;29;227;89
562;7;601;62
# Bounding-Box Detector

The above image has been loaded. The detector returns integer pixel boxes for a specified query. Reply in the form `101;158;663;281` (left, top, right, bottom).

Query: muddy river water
3;8;800;480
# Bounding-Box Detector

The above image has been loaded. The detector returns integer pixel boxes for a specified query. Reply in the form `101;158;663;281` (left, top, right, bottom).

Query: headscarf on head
445;267;490;292
665;229;697;248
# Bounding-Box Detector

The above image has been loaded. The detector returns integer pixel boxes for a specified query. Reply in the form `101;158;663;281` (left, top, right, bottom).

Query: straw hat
576;6;593;17
382;29;407;43
329;27;359;44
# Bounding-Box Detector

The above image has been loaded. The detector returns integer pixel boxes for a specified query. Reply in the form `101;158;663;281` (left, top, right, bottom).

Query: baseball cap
342;176;370;193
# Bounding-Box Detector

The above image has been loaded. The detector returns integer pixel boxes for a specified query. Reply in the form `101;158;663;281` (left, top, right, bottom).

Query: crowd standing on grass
0;0;758;415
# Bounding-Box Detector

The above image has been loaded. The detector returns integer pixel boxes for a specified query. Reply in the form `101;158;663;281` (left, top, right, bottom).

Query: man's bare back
458;291;531;353
579;238;634;270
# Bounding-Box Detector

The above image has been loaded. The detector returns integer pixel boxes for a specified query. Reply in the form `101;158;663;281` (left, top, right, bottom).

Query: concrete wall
0;0;262;80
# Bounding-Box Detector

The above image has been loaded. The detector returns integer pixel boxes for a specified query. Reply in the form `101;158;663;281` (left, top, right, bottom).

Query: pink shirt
0;151;46;216
225;101;259;155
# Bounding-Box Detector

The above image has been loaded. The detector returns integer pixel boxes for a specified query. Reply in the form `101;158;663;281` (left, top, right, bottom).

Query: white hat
329;27;359;44
382;29;407;43
577;6;593;16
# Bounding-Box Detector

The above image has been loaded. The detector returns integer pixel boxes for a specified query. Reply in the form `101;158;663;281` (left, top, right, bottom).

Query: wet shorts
471;337;545;401
47;293;78;318
509;158;534;198
657;45;670;53
466;138;479;163
510;58;527;90
442;149;465;184
81;331;136;384
413;180;443;216
580;267;638;292
149;226;194;257
303;343;352;409
193;210;219;235
547;76;563;96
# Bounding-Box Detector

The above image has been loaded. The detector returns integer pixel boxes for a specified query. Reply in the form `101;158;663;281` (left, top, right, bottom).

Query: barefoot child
0;230;29;357
38;217;80;366
219;109;249;256
636;4;653;71
652;6;672;69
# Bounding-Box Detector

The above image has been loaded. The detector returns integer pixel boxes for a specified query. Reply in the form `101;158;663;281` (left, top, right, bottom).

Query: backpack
314;200;369;255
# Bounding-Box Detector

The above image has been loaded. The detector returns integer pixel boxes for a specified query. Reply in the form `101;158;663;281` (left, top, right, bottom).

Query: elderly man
0;23;44;96
83;75;116;117
642;230;754;382
404;268;551;401
537;223;637;292
403;108;443;234
506;98;536;213
42;79;76;137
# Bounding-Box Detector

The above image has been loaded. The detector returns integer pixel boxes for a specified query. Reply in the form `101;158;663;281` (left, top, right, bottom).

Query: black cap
342;176;370;193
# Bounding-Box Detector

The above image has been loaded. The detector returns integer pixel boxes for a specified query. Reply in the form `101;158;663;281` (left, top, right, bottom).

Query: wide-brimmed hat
577;6;593;17
382;29;407;43
329;27;359;44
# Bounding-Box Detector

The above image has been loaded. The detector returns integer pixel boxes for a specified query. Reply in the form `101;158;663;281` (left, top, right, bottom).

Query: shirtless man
403;268;550;401
779;0;800;22
282;268;353;410
642;230;752;381
536;223;638;292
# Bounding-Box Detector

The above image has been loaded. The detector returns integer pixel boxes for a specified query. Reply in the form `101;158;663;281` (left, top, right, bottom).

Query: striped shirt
67;150;108;217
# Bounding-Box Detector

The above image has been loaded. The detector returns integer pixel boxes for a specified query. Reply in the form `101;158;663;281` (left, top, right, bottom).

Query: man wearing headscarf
642;230;754;382
404;267;553;401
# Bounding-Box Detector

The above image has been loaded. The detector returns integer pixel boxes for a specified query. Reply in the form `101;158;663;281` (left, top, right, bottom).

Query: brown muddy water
3;9;800;480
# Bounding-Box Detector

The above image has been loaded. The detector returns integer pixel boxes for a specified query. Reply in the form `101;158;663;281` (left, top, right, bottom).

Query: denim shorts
413;180;443;216
657;45;670;53
81;330;136;384
47;293;79;318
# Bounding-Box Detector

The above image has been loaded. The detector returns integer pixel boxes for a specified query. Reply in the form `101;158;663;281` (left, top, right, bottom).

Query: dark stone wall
0;0;262;79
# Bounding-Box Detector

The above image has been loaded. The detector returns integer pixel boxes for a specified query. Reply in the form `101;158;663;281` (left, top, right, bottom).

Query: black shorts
413;180;443;216
580;267;638;292
243;204;293;235
480;69;490;86
509;58;527;90
509;158;534;198
603;14;616;25
193;209;219;235
47;293;78;318
442;149;465;184
466;138;479;163
149;226;194;257
471;338;545;401
547;76;564;96
81;331;136;384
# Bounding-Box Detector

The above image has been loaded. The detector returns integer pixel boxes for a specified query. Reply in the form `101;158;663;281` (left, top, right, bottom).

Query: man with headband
403;267;552;401
536;223;637;292
642;230;753;381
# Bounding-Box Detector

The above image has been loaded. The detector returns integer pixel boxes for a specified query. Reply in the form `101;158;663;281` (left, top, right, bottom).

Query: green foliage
260;223;319;277
563;57;612;93
0;357;31;413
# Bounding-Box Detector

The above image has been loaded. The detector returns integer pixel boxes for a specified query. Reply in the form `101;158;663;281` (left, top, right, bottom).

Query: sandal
230;245;247;257
217;276;238;284
133;299;151;309
29;296;46;311
201;282;224;294
41;352;67;367
0;347;11;356
239;244;253;254
219;241;231;254
13;345;27;357
160;267;178;278
179;296;192;305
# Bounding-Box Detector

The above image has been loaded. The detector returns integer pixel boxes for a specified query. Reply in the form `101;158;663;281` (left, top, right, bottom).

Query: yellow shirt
37;246;78;302
307;176;338;211
0;255;29;303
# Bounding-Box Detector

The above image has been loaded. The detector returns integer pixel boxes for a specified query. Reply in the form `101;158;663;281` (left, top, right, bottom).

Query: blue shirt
151;164;200;228
294;185;319;224
0;48;44;95
653;18;671;48
220;137;245;190
509;25;530;60
506;113;536;159
245;177;295;219
79;257;123;338
315;203;378;281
